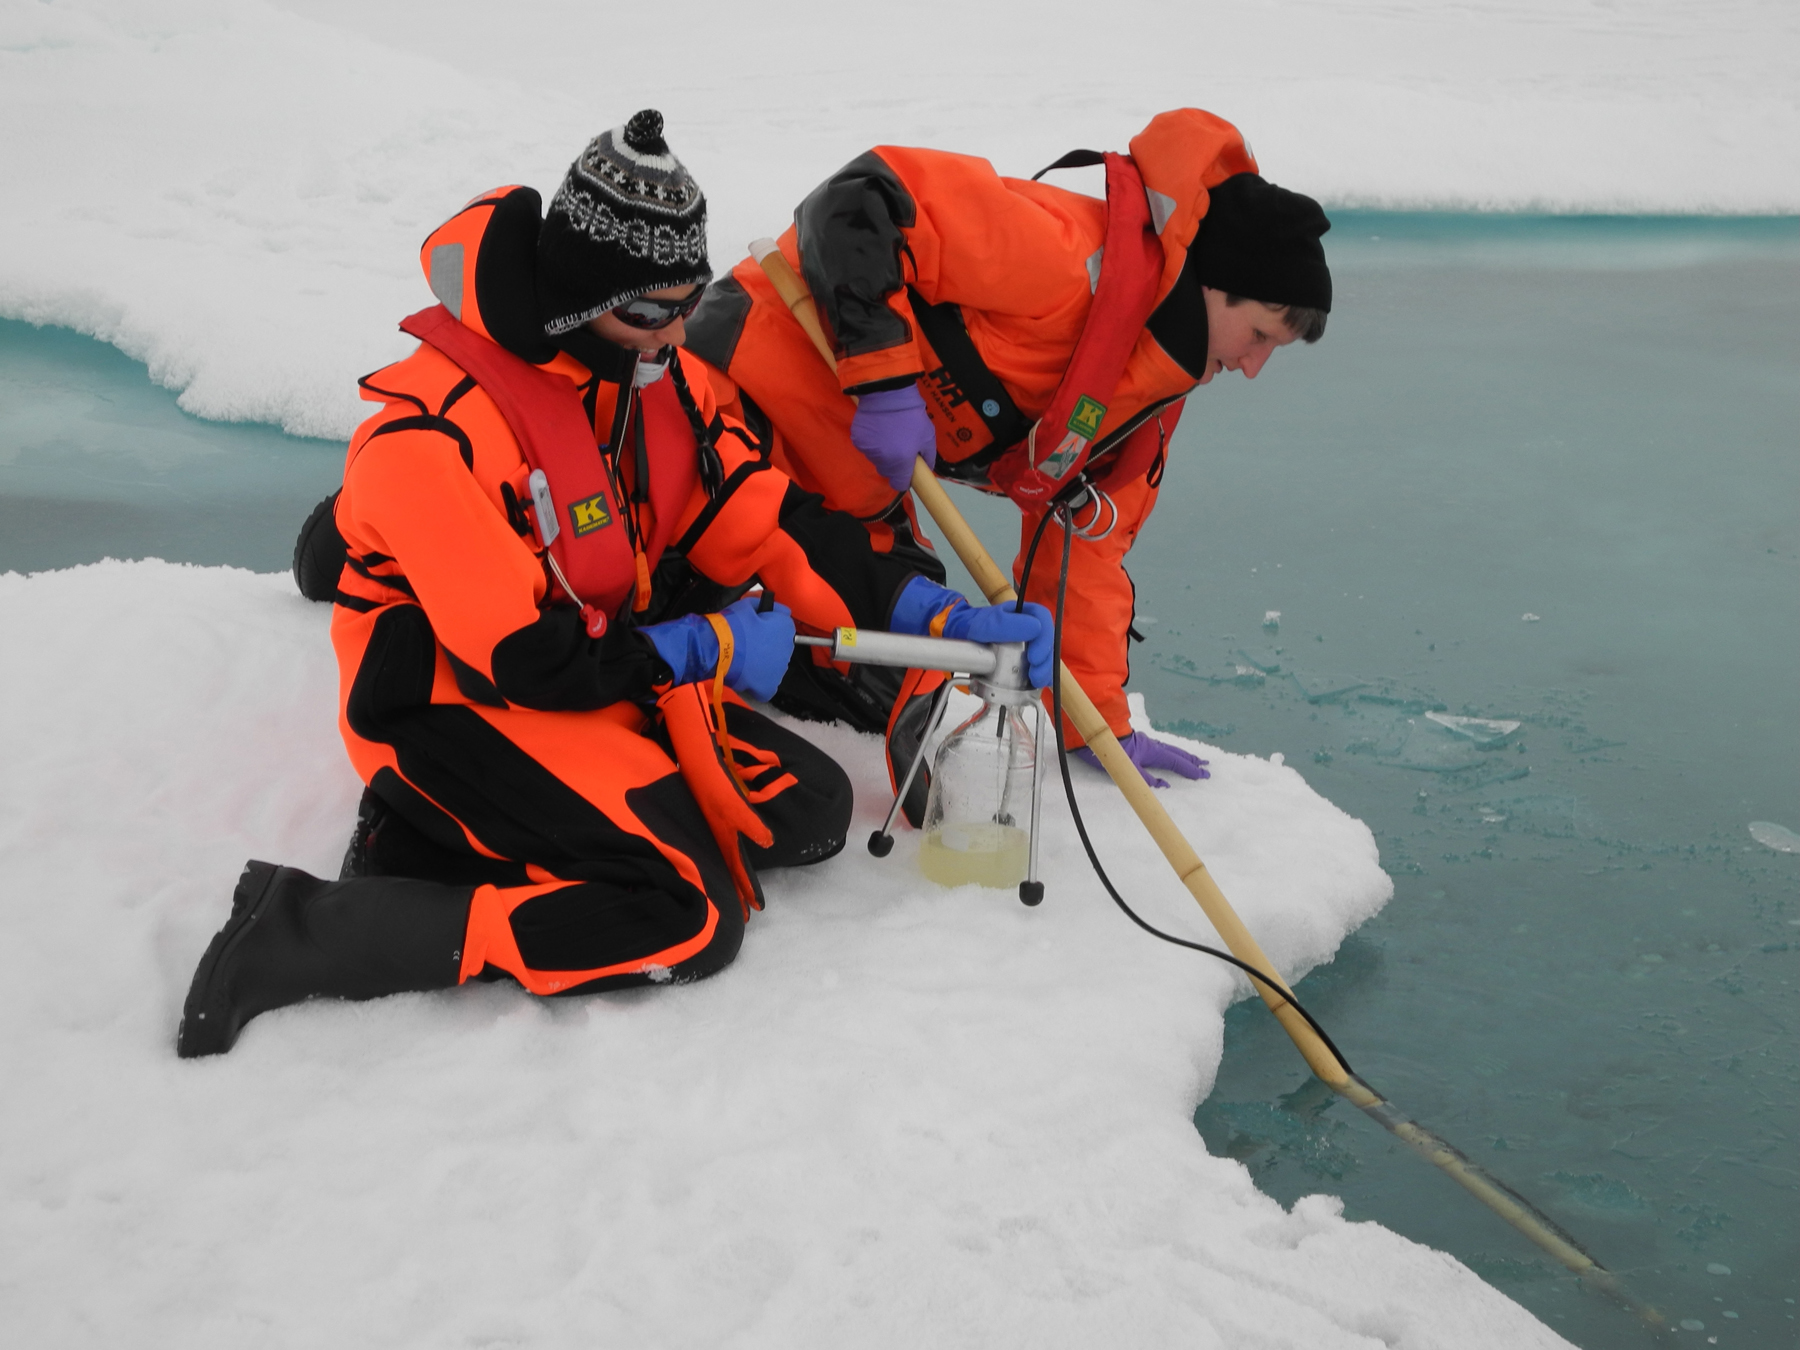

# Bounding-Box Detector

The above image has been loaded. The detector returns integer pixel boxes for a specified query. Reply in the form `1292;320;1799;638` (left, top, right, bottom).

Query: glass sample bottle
918;696;1039;889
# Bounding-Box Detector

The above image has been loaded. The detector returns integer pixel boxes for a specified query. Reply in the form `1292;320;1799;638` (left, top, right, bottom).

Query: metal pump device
795;628;1048;906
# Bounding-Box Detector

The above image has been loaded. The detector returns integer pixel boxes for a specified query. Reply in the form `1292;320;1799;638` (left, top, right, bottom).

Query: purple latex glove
849;384;936;490
1075;730;1211;789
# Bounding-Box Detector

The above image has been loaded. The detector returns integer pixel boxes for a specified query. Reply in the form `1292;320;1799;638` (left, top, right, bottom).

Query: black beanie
537;110;712;337
1190;173;1332;312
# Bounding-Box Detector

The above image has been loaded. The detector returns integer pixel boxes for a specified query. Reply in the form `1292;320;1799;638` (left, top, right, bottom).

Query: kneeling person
178;112;1050;1057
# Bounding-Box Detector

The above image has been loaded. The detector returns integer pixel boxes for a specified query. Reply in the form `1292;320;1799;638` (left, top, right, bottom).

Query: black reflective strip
906;287;1033;453
673;459;770;555
1032;149;1105;182
333;590;383;613
715;422;770;469
363;413;476;471
438;374;477;416
344;553;418;599
356;375;428;417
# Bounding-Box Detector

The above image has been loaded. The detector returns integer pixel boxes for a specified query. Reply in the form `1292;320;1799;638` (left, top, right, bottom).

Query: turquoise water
3;215;1795;1347
945;214;1799;1347
0;320;344;574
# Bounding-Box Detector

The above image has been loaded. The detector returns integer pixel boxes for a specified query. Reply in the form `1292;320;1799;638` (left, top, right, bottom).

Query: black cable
1012;501;1062;613
1031;500;1357;1079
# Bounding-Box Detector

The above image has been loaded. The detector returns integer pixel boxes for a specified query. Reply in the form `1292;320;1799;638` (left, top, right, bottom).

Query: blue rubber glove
849;384;936;490
641;597;795;702
889;576;1055;689
1075;731;1210;789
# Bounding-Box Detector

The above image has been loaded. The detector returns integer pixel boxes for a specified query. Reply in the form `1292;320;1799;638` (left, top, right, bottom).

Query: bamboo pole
748;239;1655;1320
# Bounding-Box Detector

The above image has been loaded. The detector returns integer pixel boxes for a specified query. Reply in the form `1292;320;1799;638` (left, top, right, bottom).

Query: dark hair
1224;292;1328;344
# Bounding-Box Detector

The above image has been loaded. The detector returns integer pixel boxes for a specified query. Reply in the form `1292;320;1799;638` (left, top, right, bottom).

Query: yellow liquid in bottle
918;822;1031;889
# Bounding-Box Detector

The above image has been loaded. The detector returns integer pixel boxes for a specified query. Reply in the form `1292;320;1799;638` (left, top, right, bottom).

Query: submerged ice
1748;820;1800;853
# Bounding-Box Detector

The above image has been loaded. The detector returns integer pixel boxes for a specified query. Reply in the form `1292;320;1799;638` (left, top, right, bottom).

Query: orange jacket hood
1129;109;1260;309
416;186;561;364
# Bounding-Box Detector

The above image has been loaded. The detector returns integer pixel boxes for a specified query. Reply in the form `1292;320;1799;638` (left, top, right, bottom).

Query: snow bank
0;561;1568;1346
2;0;1795;439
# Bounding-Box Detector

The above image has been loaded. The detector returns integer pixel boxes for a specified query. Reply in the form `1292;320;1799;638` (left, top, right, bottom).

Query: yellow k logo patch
1066;395;1107;441
569;493;613;536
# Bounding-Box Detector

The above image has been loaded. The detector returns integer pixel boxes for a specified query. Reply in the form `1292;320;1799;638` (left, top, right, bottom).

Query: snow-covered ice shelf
0;561;1575;1345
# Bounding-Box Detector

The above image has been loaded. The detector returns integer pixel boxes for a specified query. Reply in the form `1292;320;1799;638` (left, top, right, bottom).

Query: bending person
685;108;1330;790
178;111;1050;1058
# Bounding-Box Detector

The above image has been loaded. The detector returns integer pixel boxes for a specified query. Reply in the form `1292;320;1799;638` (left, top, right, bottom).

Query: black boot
176;860;472;1058
292;490;346;603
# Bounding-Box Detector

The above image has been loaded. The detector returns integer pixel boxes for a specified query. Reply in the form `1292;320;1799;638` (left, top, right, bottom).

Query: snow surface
0;561;1576;1346
2;0;1795;439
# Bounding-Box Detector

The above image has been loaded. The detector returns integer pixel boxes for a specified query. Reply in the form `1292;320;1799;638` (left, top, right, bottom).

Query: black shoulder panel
683;275;753;374
795;150;917;359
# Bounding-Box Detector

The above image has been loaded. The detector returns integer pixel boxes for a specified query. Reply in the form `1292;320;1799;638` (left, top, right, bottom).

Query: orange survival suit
330;187;918;995
686;109;1256;740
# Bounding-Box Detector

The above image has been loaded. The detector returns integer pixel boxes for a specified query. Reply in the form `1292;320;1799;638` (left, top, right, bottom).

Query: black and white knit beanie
537;110;711;337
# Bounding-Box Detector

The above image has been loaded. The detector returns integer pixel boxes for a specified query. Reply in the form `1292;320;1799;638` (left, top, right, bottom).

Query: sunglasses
610;288;705;330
